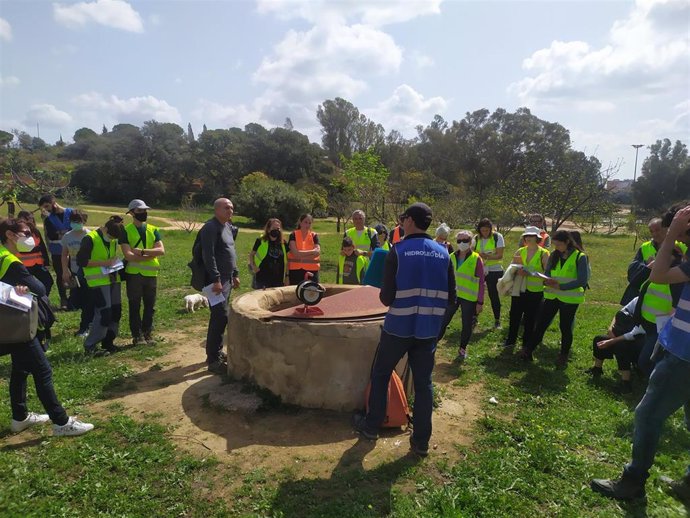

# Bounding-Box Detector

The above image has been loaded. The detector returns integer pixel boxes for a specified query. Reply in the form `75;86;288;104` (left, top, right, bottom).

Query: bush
235;172;310;227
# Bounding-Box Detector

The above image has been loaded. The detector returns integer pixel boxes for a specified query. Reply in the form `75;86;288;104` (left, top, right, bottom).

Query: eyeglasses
399;215;409;222
456;238;471;244
15;230;31;237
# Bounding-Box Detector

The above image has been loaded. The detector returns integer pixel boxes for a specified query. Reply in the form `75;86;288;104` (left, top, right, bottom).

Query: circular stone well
227;285;387;411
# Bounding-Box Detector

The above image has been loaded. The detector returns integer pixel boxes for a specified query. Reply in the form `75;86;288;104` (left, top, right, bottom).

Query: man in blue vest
352;202;455;456
591;202;690;504
39;194;73;309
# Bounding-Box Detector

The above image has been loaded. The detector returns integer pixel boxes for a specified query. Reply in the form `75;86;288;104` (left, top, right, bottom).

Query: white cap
127;199;150;213
522;226;541;237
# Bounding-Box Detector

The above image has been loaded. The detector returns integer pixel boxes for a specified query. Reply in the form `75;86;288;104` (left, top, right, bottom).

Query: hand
516;269;528;277
668;205;690;239
646;259;655;269
106;257;119;267
211;281;223;294
251;265;260;274
544;278;559;288
597;339;615;350
476;303;484;315
14;285;29;295
63;273;72;285
232;277;241;289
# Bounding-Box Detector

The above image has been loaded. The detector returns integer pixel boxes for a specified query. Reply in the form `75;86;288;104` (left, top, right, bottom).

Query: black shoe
207;360;227;375
143;333;156;346
619;380;633;394
517;348;533;362
102;343;120;354
555;353;569;369
590;475;646;501
133;335;146;346
659;474;690;505
218;351;227;362
409;436;429;457
585;366;603;378
351;413;378;440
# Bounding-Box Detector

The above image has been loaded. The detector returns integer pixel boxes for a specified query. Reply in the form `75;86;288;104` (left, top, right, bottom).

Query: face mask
269;229;280;239
133;212;148;222
16;235;36;252
102;233;111;243
457;242;471;252
71;223;84;232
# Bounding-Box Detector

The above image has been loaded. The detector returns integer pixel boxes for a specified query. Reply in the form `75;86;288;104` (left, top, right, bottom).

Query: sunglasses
14;230;31;237
456;238;471;244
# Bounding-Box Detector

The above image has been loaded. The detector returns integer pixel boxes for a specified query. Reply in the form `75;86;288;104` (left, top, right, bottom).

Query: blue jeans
365;330;436;448
624;352;690;482
10;338;68;425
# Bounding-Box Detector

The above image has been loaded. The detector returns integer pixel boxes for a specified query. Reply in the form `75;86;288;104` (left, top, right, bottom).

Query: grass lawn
0;214;688;517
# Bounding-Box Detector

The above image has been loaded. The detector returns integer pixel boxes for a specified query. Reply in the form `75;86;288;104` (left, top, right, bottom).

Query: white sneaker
53;417;94;437
11;412;50;433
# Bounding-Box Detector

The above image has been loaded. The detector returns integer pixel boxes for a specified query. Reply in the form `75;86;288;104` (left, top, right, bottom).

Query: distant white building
606;179;634;194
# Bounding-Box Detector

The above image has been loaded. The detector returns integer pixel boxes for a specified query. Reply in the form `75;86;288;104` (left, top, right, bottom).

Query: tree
0;130;13;147
187;123;195;143
633;139;690;213
341;148;390;222
235;172;310;226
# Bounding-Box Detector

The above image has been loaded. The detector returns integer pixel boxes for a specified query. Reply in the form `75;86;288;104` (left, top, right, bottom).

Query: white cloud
256;0;442;26
0;75;20;87
73;92;181;124
509;0;689;108
24;104;74;128
53;0;144;33
409;50;435;69
0;17;12;41
367;84;448;136
191;98;266;129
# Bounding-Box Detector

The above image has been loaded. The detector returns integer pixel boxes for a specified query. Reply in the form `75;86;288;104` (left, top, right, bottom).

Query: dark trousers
485;271;502;321
506;290;543;347
27;265;54;298
69;269;93;332
438;298;476;349
592;334;645;371
525;298;580;355
637;321;659;377
289;269;320;285
10;338;68;425
206;286;232;364
365;330;436;448
126;274;158;338
51;254;67;301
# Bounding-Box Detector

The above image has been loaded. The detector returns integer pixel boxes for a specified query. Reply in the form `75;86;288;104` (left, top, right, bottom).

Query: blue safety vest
383;237;450;339
659;281;690;362
45;208;73;255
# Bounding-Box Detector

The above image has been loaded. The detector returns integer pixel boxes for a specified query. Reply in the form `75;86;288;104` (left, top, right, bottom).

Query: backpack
188;232;206;291
364;369;411;428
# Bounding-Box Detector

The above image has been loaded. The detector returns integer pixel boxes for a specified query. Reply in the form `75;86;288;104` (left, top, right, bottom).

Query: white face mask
16;235;36;252
457;242;471;252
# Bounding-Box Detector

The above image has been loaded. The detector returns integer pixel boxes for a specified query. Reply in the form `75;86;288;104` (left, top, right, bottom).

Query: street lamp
631;144;643;182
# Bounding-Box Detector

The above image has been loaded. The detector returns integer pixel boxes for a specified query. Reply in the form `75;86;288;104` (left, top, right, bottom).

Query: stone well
226;285;388;411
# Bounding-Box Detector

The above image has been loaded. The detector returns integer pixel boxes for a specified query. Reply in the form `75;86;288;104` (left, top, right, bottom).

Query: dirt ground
88;321;484;479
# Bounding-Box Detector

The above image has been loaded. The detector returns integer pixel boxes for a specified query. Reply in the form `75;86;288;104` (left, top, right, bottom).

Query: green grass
1;217;688;517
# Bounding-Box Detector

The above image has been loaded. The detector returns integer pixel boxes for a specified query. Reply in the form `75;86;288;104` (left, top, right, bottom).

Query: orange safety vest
18;233;45;267
287;231;320;271
391;226;403;244
538;231;549;248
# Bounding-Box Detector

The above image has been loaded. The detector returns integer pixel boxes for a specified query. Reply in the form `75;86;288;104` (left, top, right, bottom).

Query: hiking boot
590;474;646;501
133;335;146;346
494;320;502;330
585;366;603;378
102;343;120;354
619;380;633;394
53;417;94;437
207;360;227;375
351;413;378;440
143;333;156;346
409;435;429;457
75;328;90;338
517;348;533;362
60;298;69;311
659;474;690;505
218;350;227;362
11;412;50;433
555;354;569;369
456;348;467;364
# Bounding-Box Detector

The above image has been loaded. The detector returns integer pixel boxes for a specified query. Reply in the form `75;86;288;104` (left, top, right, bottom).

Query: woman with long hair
286;214;321;285
16;210;54;297
0;217;93;436
518;230;590;367
249;218;288;288
474;218;505;329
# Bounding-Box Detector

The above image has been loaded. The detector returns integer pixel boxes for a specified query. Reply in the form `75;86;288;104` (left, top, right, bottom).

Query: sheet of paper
202;282;229;306
101;259;124;275
0;281;32;312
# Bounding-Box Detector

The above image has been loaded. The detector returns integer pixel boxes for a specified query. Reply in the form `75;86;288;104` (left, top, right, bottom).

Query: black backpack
188;232;206;291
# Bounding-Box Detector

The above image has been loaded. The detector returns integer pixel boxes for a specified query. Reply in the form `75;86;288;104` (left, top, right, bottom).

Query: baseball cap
127;199;150;213
522;226;541;237
401;202;433;231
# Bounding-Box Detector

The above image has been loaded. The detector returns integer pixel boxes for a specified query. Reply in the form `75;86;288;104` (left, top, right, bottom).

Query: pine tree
187;123;195;142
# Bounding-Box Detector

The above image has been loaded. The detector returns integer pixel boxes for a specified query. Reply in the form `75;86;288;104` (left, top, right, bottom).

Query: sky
0;0;688;179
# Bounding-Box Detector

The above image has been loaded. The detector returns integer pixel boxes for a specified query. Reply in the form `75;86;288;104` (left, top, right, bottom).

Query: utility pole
631;144;644;249
632;144;643;183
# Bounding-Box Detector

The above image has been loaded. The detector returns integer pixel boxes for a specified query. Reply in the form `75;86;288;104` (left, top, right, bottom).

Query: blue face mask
71;223;84;232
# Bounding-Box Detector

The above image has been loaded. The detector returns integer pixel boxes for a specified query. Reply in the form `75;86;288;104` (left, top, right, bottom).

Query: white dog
184;293;209;313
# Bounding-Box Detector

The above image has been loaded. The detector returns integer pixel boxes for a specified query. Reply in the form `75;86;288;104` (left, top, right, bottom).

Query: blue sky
0;0;688;179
